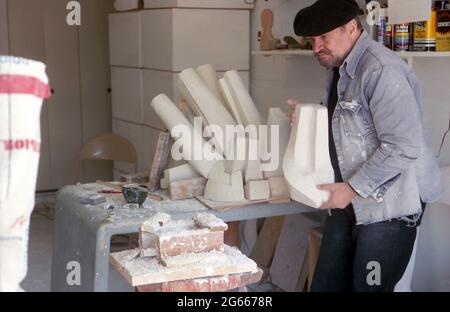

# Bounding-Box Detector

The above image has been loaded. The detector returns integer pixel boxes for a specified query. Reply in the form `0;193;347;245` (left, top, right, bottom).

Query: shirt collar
340;30;371;79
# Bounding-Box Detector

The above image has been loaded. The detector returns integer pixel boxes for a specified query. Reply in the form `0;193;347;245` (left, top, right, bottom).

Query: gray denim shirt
323;31;443;225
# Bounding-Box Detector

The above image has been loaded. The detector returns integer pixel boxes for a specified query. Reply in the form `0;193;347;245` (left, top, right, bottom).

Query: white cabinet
7;0;113;190
109;4;253;176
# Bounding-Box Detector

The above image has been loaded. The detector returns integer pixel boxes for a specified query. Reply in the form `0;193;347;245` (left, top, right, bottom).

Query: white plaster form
165;163;200;184
262;108;291;178
196;64;225;105
179;68;236;154
222;70;262;126
268;176;289;197
244;180;270;201
219;78;244;125
204;161;245;202
283;104;334;208
151;94;222;178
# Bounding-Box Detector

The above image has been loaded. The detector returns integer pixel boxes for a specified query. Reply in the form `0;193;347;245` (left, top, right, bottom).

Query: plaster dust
68;184;208;226
192;212;228;231
110;245;258;286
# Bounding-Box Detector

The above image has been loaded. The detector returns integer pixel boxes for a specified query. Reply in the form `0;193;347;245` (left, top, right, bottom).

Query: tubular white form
0;56;50;291
151;94;222;178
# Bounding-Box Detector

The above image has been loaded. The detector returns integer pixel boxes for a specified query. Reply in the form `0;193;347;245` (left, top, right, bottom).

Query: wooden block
148;131;172;192
110;246;258;286
269;215;320;292
244;180;270;201
250;216;284;268
169;177;206;200
158;230;224;260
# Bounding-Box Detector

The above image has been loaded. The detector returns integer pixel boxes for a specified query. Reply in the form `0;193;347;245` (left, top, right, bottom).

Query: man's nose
312;40;323;54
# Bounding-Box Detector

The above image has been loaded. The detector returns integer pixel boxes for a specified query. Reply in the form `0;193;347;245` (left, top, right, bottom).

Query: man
288;0;443;291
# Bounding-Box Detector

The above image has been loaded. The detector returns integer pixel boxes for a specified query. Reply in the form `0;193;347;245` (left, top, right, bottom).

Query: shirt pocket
338;100;375;143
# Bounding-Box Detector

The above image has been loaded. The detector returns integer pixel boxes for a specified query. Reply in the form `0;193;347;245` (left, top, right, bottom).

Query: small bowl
122;184;148;207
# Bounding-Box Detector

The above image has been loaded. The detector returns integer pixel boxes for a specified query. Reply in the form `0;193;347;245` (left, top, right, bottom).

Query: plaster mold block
282;104;334;208
244;136;264;183
268;176;289;198
262;108;291;178
224;133;246;174
244;180;270;201
165;164;200;184
223;70;262;126
204;161;245;202
151;94;222;178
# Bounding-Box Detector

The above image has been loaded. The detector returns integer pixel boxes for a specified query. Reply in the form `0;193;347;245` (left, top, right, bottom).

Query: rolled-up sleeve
348;65;423;199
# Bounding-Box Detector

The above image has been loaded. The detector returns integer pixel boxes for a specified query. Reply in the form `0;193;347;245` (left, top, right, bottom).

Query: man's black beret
294;0;361;37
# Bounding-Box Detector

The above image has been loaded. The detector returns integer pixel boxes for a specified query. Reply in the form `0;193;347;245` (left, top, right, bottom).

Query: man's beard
315;51;343;69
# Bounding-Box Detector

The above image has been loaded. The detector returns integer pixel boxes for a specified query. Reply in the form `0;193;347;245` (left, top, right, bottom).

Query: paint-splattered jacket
324;31;443;225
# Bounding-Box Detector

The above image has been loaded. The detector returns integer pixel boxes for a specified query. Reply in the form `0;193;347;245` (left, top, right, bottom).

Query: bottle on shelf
413;1;437;51
394;23;411;51
436;1;450;51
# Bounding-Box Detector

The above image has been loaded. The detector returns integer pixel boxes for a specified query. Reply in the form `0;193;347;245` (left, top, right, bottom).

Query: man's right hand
287;99;302;127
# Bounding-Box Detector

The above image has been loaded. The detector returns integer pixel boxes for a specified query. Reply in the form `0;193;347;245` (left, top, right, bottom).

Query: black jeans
310;205;424;292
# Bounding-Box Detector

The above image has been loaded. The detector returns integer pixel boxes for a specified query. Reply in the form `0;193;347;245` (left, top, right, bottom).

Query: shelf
251;50;314;56
251;50;450;66
252;50;450;57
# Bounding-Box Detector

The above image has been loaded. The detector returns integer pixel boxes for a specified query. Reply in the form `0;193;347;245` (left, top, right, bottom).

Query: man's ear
345;19;358;36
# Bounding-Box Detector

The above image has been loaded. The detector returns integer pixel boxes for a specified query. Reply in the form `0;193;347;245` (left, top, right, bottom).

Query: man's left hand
318;183;358;209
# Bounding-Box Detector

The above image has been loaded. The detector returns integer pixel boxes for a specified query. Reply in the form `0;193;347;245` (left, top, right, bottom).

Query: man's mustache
315;51;331;57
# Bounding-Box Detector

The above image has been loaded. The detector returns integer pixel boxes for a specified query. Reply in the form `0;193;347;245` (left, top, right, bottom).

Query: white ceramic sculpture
222;70;262;126
283;104;334;208
219;77;244;125
179;68;235;127
262;108;291;178
151;94;222;178
196;64;224;103
204;161;245;202
179;68;236;154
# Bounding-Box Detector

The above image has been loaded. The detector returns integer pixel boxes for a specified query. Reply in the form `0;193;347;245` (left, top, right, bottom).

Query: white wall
250;0;327;121
0;0;8;54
